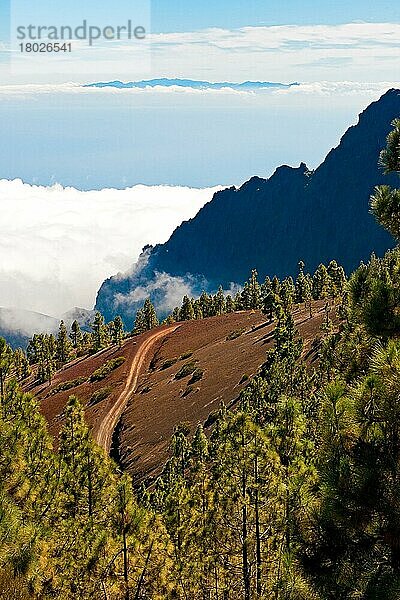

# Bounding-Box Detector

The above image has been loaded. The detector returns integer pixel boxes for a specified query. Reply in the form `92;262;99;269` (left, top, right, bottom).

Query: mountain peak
357;88;400;123
95;90;399;327
272;162;310;179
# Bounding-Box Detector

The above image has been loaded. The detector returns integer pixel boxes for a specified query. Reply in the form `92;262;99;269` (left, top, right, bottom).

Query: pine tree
193;299;203;319
133;308;147;335
295;261;312;305
273;305;303;367
241;283;251;310
371;118;400;239
92;312;107;352
179;295;195;322
116;475;134;599
163;314;176;325
70;319;83;351
112;316;124;347
0;384;57;594
280;277;295;312
199;292;212;318
241;270;262;310
266;394;317;593
133;299;159;334
327;260;347;299
37;334;56;385
56;320;73;367
143;298;159;330
56;396;121;596
211;411;284;598
186;425;214;593
112;474;153;600
271;275;281;296
0;338;13;400
234;290;243;311
321;301;333;335
214;286;226;315
312;264;330;299
249;269;262;309
26;334;41;365
225;294;235;313
82;331;93;352
12;349;30;381
59;395;92;516
262;277;275;321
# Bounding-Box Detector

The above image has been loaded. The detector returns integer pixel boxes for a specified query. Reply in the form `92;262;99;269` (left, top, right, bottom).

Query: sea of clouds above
0;179;220;317
3;22;400;84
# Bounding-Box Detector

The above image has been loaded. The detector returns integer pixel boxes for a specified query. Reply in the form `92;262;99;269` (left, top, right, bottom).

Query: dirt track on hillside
118;302;329;483
33;303;332;479
94;325;178;452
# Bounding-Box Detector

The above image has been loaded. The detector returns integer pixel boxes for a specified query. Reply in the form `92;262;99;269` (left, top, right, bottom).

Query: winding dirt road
95;325;178;453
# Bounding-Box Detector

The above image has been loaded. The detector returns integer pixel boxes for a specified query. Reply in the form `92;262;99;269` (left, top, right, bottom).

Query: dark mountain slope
96;89;399;326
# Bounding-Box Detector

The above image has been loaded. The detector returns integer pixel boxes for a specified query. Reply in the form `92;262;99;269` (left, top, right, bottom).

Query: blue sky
0;4;399;189
151;0;398;31
0;2;9;41
1;1;399;84
1;0;399;39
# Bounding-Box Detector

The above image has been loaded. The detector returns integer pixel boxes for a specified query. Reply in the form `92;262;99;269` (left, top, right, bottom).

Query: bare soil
30;302;330;483
26;326;175;443
117;302;328;484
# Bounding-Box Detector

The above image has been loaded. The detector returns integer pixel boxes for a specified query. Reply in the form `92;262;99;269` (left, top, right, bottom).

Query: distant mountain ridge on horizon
95;88;400;328
86;78;298;91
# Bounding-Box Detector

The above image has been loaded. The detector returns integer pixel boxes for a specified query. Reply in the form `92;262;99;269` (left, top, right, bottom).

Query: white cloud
0;80;398;101
148;23;400;84
0;81;253;98
2;22;400;85
149;23;400;51
113;264;241;316
274;81;400;97
0;179;220;317
115;270;200;314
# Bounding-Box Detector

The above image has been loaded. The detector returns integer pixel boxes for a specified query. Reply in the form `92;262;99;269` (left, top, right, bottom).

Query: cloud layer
0;179;219;317
2;22;400;85
0;81;398;100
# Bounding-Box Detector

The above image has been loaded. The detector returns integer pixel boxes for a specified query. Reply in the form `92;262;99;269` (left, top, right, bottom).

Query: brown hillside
117;302;328;484
29;302;329;483
26;327;172;442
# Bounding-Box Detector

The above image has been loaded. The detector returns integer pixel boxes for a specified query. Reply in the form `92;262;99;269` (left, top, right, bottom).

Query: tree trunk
134;542;153;600
123;527;129;600
242;432;250;600
87;450;93;518
254;455;262;597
